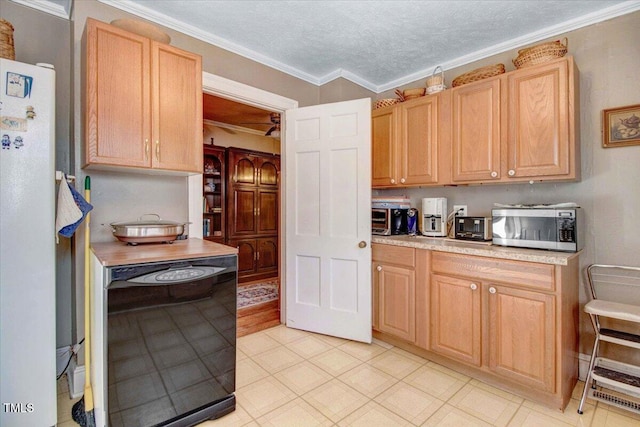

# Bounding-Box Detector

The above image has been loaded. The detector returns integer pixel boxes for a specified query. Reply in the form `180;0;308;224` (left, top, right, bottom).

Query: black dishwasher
105;255;237;427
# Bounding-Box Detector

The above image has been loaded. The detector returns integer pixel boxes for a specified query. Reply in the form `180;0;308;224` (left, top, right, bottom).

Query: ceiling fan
242;112;281;137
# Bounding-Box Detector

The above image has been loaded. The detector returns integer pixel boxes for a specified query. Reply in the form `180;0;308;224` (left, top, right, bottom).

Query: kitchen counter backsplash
372;235;579;266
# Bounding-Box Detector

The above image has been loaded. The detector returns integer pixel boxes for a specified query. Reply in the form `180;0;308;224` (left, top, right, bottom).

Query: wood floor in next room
237;278;280;337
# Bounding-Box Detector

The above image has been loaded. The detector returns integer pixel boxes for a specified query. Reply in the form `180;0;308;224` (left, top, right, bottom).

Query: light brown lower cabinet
430;273;482;366
372;244;429;348
372;244;579;411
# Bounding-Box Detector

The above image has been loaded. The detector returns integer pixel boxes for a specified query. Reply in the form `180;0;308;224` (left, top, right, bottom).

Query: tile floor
57;324;640;426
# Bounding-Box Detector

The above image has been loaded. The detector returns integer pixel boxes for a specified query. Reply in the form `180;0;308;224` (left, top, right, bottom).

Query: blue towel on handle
56;177;93;239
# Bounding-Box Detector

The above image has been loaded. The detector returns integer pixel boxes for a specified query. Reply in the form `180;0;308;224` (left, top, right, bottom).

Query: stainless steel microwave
492;207;583;252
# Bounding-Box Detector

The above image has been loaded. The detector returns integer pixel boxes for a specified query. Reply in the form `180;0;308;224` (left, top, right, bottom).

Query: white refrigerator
0;58;57;426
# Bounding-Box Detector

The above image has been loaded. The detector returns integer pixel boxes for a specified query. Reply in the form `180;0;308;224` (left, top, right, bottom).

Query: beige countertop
91;238;238;267
372;235;580;266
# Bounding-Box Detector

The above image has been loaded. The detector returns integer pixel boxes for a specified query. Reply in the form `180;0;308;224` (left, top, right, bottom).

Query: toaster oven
454;216;492;241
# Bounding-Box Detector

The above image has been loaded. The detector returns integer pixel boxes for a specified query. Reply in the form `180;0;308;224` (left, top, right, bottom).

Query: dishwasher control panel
127;266;225;284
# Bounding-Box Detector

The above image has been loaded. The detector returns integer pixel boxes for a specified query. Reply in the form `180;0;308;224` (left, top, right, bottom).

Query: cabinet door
431;274;481;366
372;106;398;187
228;187;258;236
229;238;278;281
256;237;278;276
232;239;257;277
507;58;570;178
229;151;259;186
258;157;280;187
84;19;151;168
152;42;202;173
377;263;416;342
257;189;278;235
452;78;503;182
488;284;555;391
400;95;439;185
372;262;380;331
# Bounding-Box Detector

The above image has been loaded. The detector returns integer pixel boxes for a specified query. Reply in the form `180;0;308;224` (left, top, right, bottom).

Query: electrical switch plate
453;205;467;216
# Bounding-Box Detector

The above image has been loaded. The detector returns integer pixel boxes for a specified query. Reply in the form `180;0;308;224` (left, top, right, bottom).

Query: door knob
359;241;367;248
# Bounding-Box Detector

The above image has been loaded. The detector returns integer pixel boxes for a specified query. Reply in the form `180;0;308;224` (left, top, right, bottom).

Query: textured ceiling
99;0;640;93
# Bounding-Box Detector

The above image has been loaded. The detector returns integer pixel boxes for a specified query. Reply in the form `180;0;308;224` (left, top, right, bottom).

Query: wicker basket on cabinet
374;98;400;109
452;63;505;87
513;38;568;69
0;19;15;60
426;66;446;94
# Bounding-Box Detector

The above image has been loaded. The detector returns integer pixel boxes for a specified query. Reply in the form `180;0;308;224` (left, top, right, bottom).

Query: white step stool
578;264;640;414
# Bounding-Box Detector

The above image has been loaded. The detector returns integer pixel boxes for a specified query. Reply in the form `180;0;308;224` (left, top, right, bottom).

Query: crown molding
9;0;72;19
97;0;322;86
377;0;640;93
99;0;640;94
203;119;267;137
317;68;379;93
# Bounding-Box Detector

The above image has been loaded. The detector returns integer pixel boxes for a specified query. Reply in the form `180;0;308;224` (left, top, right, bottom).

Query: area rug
237;280;279;309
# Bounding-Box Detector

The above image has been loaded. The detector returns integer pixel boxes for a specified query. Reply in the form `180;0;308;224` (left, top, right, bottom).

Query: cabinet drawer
432;252;554;291
372;244;415;268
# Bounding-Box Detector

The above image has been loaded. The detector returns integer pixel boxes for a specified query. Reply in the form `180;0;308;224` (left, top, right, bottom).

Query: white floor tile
58;326;640;427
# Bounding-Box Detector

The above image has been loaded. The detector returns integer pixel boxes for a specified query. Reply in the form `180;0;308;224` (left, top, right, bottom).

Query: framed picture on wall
602;104;640;148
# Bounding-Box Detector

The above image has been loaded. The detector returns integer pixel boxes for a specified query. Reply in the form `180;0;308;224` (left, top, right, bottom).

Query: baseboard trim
578;352;591;382
67;359;85;399
57;346;71;374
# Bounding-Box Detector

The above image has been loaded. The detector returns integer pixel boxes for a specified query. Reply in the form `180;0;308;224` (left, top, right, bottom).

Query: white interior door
285;98;372;343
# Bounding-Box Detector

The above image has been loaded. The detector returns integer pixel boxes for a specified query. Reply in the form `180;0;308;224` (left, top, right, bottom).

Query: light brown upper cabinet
451;56;579;184
372;105;397;187
506;56;577;180
372;92;451;188
451;77;503;182
83;18;203;174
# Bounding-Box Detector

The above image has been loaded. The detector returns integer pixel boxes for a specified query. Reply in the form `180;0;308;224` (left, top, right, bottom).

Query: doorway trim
189;71;298;323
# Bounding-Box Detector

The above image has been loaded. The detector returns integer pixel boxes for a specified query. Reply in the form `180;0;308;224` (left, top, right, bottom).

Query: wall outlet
453;205;467;216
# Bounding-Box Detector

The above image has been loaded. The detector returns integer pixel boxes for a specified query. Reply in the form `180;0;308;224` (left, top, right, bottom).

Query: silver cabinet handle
390;178;396;184
400;178;406;183
359;241;367;248
155;140;160;161
490;171;498;178
470;283;478;290
376;265;382;272
508;169;515;177
489;287;497;294
144;139;149;160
